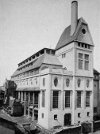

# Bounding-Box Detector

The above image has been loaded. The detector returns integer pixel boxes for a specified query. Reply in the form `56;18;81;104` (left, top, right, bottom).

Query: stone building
11;1;94;129
93;69;100;118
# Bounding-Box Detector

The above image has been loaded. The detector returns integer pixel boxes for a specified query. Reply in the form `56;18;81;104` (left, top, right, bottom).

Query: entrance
64;113;71;126
33;91;39;121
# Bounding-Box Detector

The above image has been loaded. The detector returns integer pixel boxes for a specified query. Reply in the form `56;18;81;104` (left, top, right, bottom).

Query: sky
0;0;100;86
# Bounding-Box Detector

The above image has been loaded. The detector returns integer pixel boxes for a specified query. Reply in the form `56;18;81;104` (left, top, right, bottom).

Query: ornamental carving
54;77;58;87
77;79;81;87
86;79;89;88
66;78;70;87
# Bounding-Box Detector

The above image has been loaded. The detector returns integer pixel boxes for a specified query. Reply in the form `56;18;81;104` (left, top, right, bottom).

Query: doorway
64;113;71;126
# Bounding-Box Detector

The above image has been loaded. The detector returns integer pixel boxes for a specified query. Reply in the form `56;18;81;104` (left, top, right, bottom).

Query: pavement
89;130;100;134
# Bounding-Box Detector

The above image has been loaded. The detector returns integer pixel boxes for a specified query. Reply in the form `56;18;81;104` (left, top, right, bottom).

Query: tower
55;1;94;125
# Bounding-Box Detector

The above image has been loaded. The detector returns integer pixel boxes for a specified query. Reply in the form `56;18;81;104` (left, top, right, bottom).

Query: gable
75;23;94;45
55;18;94;51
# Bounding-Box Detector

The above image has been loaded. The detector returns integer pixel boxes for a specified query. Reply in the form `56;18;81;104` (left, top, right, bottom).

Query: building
11;1;94;129
93;69;100;118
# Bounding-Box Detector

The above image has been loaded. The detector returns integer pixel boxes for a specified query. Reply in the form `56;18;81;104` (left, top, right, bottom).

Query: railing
33;104;38;109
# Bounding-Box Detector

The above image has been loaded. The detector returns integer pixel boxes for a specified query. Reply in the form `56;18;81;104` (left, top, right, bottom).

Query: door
64;113;71;126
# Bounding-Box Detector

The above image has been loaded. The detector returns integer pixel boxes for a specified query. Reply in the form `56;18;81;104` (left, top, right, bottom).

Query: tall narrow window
86;91;91;107
53;91;59;108
65;91;70;108
84;54;89;70
42;91;45;107
77;91;81;108
78;53;83;69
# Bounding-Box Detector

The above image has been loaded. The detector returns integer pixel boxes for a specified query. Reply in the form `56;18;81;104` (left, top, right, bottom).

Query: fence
93;120;100;132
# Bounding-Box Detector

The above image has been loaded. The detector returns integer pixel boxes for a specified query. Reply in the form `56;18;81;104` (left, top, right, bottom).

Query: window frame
77;91;81;108
78;53;83;70
86;91;91;107
52;91;59;109
65;91;71;108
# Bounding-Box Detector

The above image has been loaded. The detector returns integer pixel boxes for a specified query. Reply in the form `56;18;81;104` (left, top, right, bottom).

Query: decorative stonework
66;78;70;87
77;79;81;87
54;77;58;87
86;79;89;88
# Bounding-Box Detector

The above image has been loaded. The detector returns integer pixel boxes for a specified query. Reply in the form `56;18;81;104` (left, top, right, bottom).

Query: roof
94;69;99;74
12;54;62;77
0;110;16;124
55;17;94;50
18;48;55;66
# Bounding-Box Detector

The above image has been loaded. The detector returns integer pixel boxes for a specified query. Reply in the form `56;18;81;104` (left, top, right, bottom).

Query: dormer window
82;28;86;34
62;53;66;58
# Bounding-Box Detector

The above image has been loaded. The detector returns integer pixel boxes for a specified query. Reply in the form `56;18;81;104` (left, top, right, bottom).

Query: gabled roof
12;54;62;77
55;17;94;50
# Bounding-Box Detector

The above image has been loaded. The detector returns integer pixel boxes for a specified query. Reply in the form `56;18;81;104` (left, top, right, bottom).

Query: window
54;115;57;120
65;91;70;108
78;53;83;69
77;91;81;108
42;91;45;107
62;53;66;58
86;91;91;107
82;28;86;34
43;78;45;86
78;53;89;70
53;91;59;108
84;54;89;70
94;107;97;113
78;113;80;118
87;112;90;117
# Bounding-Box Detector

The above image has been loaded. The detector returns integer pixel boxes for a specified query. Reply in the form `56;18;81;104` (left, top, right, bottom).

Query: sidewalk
89;130;100;134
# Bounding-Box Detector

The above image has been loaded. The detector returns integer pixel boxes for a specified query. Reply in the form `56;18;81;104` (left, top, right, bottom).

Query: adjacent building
93;69;100;118
11;1;94;129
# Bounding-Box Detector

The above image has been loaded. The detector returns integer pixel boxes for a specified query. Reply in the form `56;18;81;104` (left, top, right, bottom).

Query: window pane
65;91;70;108
53;91;59;108
78;59;83;69
78;53;83;59
85;54;89;60
85;61;89;70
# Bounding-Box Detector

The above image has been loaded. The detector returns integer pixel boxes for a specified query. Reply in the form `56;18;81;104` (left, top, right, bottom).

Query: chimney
71;1;78;35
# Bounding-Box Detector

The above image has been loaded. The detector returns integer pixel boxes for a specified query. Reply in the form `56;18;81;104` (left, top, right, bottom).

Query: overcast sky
0;0;100;85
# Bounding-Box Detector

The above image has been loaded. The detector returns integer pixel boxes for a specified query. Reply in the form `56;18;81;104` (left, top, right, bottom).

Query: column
21;91;23;102
32;92;34;121
18;91;20;100
24;92;26;116
28;92;30;117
